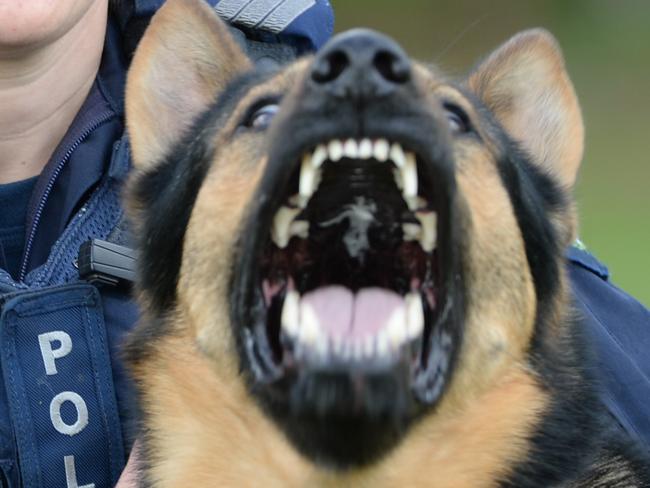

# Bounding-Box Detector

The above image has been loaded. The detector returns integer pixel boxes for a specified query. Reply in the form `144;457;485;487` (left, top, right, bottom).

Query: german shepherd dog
123;0;650;486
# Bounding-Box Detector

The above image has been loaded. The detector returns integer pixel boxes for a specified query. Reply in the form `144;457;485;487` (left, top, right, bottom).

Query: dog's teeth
389;143;406;168
281;290;301;338
299;154;321;203
315;334;329;358
328;140;343;162
386;305;407;349
402;152;418;198
415;211;437;252
373;139;390;162
343;139;359;159
312;144;328;168
289;220;309;240
402;223;421;242
405;196;427;212
376;330;389;357
299;302;321;346
359;138;373;159
271;206;301;248
405;292;424;340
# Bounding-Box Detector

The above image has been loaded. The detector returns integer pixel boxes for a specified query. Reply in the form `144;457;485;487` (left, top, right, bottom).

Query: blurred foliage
332;0;650;305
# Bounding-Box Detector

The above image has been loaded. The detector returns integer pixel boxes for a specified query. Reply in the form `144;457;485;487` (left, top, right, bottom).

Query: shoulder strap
568;248;650;452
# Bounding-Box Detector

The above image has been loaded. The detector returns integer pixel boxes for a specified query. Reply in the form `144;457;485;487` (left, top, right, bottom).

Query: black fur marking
130;70;270;315
495;139;567;310
491;137;598;486
501;312;603;486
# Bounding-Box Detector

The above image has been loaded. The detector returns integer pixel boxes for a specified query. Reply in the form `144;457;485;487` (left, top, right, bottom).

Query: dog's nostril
374;50;410;84
312;50;350;84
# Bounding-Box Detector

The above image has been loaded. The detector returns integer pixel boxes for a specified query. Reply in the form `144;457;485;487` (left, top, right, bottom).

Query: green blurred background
332;0;650;305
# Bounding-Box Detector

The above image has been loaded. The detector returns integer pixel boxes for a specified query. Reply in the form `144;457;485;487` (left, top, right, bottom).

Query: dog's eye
444;103;470;134
247;103;279;130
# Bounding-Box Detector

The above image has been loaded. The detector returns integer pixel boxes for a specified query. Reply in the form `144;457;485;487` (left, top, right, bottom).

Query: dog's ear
126;0;251;170
467;29;583;189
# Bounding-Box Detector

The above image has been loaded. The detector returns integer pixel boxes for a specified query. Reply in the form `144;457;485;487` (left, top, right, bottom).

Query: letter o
50;392;89;436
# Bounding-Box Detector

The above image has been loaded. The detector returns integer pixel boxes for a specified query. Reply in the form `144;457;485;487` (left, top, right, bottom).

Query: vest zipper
18;111;116;282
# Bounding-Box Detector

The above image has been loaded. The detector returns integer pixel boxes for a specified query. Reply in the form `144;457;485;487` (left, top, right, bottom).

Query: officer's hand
114;441;140;488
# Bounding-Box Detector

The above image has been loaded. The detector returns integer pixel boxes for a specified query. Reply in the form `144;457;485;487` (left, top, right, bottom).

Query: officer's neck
0;2;107;184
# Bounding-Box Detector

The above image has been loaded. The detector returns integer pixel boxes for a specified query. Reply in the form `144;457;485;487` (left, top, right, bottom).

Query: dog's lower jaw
135;327;547;488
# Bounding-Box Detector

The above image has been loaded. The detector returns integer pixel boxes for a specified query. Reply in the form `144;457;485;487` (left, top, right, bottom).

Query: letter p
38;331;73;376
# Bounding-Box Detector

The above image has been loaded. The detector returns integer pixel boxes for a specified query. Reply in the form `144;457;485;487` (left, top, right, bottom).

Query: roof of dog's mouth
230;126;464;408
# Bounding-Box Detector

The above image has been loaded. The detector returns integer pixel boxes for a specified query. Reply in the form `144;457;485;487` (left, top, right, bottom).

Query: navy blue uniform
0;1;647;486
568;248;650;451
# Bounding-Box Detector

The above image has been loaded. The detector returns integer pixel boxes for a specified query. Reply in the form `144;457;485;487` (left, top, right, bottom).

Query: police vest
0;139;132;488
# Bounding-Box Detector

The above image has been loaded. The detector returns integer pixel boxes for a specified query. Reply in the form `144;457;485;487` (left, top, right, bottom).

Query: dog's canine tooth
281;290;301;338
415;211;437;252
328;140;343;161
358;138;373;159
402;222;421;242
289;220;309;240
405;195;427;212
402;152;418;198
389;143;405;168
373;139;390;161
271;206;301;248
312;144;328;168
386;305;407;349
376;330;389;357
299;154;321;202
405;292;424;340
299;301;321;347
343;138;359;159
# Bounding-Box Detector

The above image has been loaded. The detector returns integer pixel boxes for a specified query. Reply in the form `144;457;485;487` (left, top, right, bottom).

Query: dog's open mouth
231;128;462;410
230;117;463;464
261;138;441;370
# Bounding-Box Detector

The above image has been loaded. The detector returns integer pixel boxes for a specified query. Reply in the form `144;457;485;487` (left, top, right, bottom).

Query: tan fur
468;29;584;189
126;0;251;170
445;143;537;406
175;62;310;366
136;328;547;488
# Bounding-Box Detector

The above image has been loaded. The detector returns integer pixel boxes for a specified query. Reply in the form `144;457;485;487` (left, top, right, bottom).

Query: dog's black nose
311;29;411;99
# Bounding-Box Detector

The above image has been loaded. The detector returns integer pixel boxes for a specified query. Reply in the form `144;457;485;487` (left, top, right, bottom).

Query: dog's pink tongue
301;286;404;339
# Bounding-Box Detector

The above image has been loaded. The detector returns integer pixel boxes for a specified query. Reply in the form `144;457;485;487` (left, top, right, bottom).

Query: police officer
0;1;647;487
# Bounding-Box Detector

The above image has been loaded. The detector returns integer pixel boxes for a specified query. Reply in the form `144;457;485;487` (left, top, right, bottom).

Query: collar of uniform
567;245;610;281
19;20;126;278
97;17;128;116
119;0;334;52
